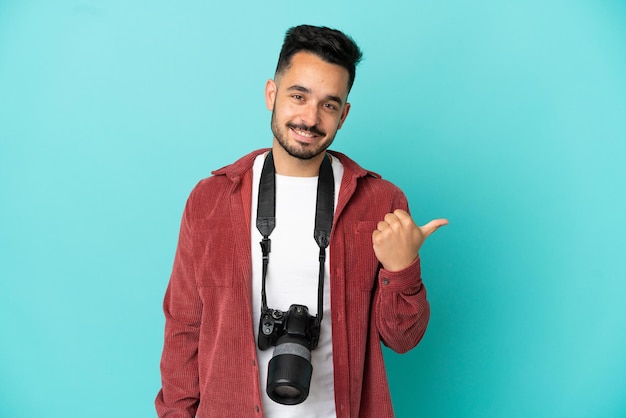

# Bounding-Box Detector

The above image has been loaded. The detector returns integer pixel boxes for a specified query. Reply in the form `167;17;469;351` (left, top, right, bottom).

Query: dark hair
275;25;363;92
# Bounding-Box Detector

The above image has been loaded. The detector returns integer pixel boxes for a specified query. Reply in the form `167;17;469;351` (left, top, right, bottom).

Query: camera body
258;304;320;351
258;304;321;405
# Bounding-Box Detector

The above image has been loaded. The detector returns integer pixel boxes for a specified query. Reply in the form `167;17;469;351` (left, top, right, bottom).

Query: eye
292;94;304;101
323;103;338;111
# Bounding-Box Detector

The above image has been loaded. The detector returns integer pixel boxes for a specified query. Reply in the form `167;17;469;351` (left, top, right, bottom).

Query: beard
270;107;336;160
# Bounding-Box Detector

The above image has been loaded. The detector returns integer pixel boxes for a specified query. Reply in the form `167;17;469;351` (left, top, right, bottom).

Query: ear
337;102;351;130
265;79;277;111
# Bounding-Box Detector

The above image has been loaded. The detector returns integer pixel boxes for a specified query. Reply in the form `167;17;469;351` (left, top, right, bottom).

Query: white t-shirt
251;153;344;418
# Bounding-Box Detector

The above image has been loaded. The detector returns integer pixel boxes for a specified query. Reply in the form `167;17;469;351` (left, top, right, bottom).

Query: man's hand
372;209;448;272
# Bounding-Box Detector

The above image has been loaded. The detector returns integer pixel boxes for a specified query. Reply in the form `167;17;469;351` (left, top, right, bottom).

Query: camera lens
266;335;313;405
274;385;300;399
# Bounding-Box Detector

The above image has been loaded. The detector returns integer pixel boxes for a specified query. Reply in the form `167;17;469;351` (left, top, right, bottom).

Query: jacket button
383;279;390;285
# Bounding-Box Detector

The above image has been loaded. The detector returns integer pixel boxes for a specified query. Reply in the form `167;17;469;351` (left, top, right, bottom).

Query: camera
258;304;321;405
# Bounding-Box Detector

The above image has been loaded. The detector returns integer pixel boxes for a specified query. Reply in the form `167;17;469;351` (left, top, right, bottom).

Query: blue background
1;1;625;417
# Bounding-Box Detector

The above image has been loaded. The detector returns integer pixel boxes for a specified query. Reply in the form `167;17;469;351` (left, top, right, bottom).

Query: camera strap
256;150;335;328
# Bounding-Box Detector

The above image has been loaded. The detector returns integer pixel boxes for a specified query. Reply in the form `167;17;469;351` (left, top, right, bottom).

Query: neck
270;141;328;177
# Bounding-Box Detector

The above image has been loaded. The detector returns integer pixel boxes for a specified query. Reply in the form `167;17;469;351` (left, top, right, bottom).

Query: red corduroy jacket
156;149;430;417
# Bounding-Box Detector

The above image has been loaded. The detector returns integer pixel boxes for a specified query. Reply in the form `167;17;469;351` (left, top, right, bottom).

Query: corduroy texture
155;149;430;418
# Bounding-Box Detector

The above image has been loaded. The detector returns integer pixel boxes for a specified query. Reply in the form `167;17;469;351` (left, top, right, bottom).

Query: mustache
286;122;326;137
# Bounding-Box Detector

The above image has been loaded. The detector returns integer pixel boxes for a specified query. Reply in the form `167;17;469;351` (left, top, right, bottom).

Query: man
156;24;447;417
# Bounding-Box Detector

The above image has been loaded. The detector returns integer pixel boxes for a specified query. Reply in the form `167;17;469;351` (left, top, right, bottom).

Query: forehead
277;52;350;99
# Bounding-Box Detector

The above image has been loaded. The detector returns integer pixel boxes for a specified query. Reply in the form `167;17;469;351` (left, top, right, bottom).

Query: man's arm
155;197;202;417
371;192;447;353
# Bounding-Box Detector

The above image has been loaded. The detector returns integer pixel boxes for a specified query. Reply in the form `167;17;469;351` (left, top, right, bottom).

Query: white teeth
294;128;315;138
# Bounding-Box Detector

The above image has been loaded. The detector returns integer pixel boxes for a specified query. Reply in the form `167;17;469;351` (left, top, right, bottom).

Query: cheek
323;114;343;131
274;101;297;121
336;116;345;129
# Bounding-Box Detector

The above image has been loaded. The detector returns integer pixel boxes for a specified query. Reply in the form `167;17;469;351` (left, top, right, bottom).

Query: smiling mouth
291;127;317;138
287;123;325;141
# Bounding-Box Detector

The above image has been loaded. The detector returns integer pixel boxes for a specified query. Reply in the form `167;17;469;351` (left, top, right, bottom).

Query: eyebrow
287;84;344;106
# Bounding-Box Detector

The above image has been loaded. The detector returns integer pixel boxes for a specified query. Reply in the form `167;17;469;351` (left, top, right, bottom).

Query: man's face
266;52;351;161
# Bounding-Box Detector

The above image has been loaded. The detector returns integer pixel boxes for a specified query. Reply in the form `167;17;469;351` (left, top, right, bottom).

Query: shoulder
331;150;406;195
185;149;265;216
357;175;408;207
331;150;409;214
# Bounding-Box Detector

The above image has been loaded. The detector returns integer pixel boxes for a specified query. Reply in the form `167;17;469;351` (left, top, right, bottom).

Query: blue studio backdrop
1;1;625;417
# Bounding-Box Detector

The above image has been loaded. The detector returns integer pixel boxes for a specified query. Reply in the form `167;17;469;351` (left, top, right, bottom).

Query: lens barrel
266;335;313;405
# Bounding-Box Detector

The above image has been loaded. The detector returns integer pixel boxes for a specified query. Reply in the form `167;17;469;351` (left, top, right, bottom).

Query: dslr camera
258;304;321;405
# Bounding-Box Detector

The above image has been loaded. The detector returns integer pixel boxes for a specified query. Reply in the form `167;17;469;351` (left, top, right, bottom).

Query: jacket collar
211;148;380;181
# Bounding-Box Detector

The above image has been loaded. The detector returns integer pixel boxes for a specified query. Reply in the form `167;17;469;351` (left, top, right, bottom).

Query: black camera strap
256;150;335;328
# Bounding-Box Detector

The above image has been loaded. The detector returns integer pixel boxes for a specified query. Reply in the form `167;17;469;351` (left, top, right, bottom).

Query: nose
299;102;320;127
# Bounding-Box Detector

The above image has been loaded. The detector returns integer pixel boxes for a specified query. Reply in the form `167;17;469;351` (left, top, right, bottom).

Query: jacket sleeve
155;195;202;417
374;190;430;354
